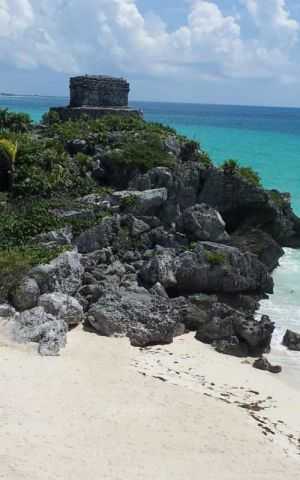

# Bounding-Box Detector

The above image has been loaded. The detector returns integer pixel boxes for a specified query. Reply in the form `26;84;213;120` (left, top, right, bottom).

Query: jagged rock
231;228;284;271
215;337;249;357
195;303;274;356
140;242;272;296
34;226;73;247
87;286;178;347
149;282;169;298
124;216;151;237
139;248;177;289
30;250;83;295
12;306;67;356
129;167;174;192
180;204;229;242
198;169;300;246
195;308;235;344
233;314;274;355
0;304;16;319
76;215;121;254
175;242;273;295
10;278;40;312
38;293;83;326
171;297;208;331
164;135;181;156
282;329;300;351
253;357;282;374
111;188;168;215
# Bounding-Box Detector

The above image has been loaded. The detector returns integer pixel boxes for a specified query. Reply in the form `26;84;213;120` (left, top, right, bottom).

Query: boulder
12;306;67;356
282;329;300;351
140;242;273;296
139;248;177;289
76;215;121;254
215;337;249;357
30;250;83;295
111;188;168;215
0;303;16;319
34;226;73;247
38;293;83;326
87;285;178;347
253;357;282;374
10;277;40;312
195;303;274;357
199;169;300;246
231;228;284;271
233;314;274;355
180;204;229;242
171;297;208;331
175;242;273;295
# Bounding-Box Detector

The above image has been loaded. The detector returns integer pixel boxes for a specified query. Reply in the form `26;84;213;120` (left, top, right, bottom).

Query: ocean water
1;95;300;380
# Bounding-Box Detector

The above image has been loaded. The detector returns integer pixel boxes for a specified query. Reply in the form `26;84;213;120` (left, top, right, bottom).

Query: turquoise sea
1;95;300;382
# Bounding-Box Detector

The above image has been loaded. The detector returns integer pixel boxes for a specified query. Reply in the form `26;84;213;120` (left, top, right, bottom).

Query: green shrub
221;159;261;186
269;190;285;207
239;167;261;186
222;159;239;174
107;131;175;171
0;108;32;133
0;201;62;247
198;151;213;168
205;250;226;266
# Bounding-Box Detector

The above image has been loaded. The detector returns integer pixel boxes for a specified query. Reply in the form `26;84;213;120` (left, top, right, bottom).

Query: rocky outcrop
141;243;273;296
231;228;284;271
282;329;300;351
12;306;67;356
178;204;229;242
38;293;83;326
195;303;275;357
30;250;83;296
10;277;40;311
87;285;179;347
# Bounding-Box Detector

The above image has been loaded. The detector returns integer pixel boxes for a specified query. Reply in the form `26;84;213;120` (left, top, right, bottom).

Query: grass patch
205;250;227;266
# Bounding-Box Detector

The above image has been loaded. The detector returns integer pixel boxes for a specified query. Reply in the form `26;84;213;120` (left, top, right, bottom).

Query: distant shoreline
0;93;66;99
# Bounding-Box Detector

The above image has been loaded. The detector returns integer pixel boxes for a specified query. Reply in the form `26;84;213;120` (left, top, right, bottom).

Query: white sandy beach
0;327;299;480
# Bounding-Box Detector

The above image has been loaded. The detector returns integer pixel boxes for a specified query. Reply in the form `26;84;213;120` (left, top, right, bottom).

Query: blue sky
1;0;300;106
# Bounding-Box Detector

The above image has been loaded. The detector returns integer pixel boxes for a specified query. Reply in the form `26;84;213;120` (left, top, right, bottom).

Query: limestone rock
76;215;121;254
38;293;83;326
180;204;229;242
87;286;178;347
195;303;274;357
10;278;40;312
12;306;67;356
282;329;300;351
175;242;273;295
30;250;83;295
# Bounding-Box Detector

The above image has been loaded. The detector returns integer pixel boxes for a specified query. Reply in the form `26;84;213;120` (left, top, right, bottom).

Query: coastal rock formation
87;285;178;347
282;329;300;351
2;100;300;360
195;303;275;357
12;306;67;356
140;242;273;296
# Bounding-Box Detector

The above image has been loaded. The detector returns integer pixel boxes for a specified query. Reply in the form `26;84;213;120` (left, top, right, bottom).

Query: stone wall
69;75;129;108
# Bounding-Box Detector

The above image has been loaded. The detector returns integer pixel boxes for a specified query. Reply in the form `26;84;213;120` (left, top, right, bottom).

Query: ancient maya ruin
51;75;142;120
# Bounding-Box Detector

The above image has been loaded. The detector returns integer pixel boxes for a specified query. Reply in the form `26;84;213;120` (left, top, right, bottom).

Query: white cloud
0;0;299;83
244;0;299;48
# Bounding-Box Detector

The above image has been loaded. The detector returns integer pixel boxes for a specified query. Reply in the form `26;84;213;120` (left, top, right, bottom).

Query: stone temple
51;75;142;120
